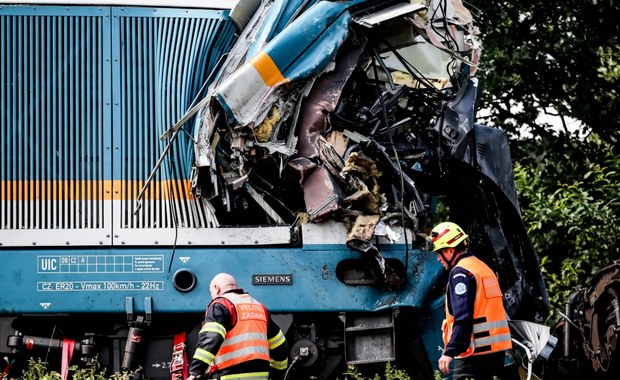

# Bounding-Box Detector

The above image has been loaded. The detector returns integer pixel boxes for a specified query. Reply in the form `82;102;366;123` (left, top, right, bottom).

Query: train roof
0;0;238;9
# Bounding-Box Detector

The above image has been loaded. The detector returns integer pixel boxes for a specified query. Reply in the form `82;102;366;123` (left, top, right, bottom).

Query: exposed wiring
371;48;410;275
165;132;180;273
380;38;445;95
282;354;301;380
429;0;461;53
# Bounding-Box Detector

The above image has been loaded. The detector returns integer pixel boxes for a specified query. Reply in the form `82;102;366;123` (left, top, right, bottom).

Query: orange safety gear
430;222;469;251
207;293;270;374
442;256;512;358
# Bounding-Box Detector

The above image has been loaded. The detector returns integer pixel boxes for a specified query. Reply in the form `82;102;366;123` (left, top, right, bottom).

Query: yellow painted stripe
0;180;194;201
250;51;285;87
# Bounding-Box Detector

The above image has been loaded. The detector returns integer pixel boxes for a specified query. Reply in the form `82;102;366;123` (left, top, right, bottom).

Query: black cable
372;47;396;90
380;38;445;95
158;54;228;272
283;354;301;380
371;48;410;274
165;133;180;274
430;0;460;53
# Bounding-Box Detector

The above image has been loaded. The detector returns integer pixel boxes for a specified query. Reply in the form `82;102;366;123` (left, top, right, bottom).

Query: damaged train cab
0;0;548;379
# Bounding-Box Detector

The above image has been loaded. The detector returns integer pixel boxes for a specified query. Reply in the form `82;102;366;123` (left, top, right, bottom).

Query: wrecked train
0;0;549;379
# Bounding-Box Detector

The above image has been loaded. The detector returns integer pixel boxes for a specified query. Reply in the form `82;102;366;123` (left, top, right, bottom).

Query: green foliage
469;0;620;142
9;357;139;380
466;3;620;323
513;133;620;323
342;362;413;379
597;46;620;83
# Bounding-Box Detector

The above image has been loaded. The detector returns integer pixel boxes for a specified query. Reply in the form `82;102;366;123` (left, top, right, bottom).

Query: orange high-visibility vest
442;256;512;358
208;293;270;374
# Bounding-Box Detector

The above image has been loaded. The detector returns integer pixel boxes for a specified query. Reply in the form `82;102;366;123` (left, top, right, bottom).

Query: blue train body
0;0;548;379
0;231;443;315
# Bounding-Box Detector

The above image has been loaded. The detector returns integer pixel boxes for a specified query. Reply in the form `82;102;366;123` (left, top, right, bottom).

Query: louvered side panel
0;6;112;246
113;7;237;245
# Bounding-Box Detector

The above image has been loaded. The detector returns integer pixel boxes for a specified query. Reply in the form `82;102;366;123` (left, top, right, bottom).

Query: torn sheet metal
346;214;403;290
374;220;400;243
379;41;456;86
214;0;364;127
303;166;344;222
244;183;286;224
355;2;426;28
434;77;478;152
296;37;366;159
245;0;320;60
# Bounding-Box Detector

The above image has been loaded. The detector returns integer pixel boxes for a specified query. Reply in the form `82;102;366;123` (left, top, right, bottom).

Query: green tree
465;0;620;324
512;132;620;322
469;0;620;143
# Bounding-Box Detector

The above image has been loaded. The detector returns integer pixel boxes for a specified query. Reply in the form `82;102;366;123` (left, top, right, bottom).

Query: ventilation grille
0;10;108;231
115;8;235;230
0;5;235;246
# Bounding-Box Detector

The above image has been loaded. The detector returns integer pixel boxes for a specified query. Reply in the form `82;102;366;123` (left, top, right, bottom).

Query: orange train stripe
0;180;194;201
250;51;285;87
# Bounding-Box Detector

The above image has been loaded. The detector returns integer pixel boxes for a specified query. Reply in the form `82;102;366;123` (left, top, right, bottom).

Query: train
0;0;551;379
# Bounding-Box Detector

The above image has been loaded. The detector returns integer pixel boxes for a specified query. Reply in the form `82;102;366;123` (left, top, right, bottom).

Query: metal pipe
564;289;582;358
121;326;145;371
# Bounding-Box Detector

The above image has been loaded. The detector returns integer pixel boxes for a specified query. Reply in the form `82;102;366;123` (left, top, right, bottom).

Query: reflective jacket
442;255;512;358
208;293;270;374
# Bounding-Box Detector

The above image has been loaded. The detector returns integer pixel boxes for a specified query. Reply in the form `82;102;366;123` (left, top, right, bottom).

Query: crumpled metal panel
214;0;362;126
303;166;344;222
433;79;549;321
245;0;321;60
296;38;366;158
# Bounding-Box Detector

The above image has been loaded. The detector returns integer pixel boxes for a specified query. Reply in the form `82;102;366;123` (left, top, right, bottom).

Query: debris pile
188;0;482;239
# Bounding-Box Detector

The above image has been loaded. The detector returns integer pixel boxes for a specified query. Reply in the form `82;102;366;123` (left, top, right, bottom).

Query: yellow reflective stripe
220;372;269;380
200;321;227;338
250;51;285;87
213;346;270;365
269;330;286;349
270;357;288;370
193;347;215;365
473;333;513;347
472;320;509;333
221;332;268;347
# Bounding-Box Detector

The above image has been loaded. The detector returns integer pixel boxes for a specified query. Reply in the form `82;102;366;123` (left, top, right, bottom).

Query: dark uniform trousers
452;351;520;380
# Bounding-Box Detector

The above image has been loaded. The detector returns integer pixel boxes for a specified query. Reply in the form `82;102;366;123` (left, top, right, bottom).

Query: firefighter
186;273;289;380
430;222;513;380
